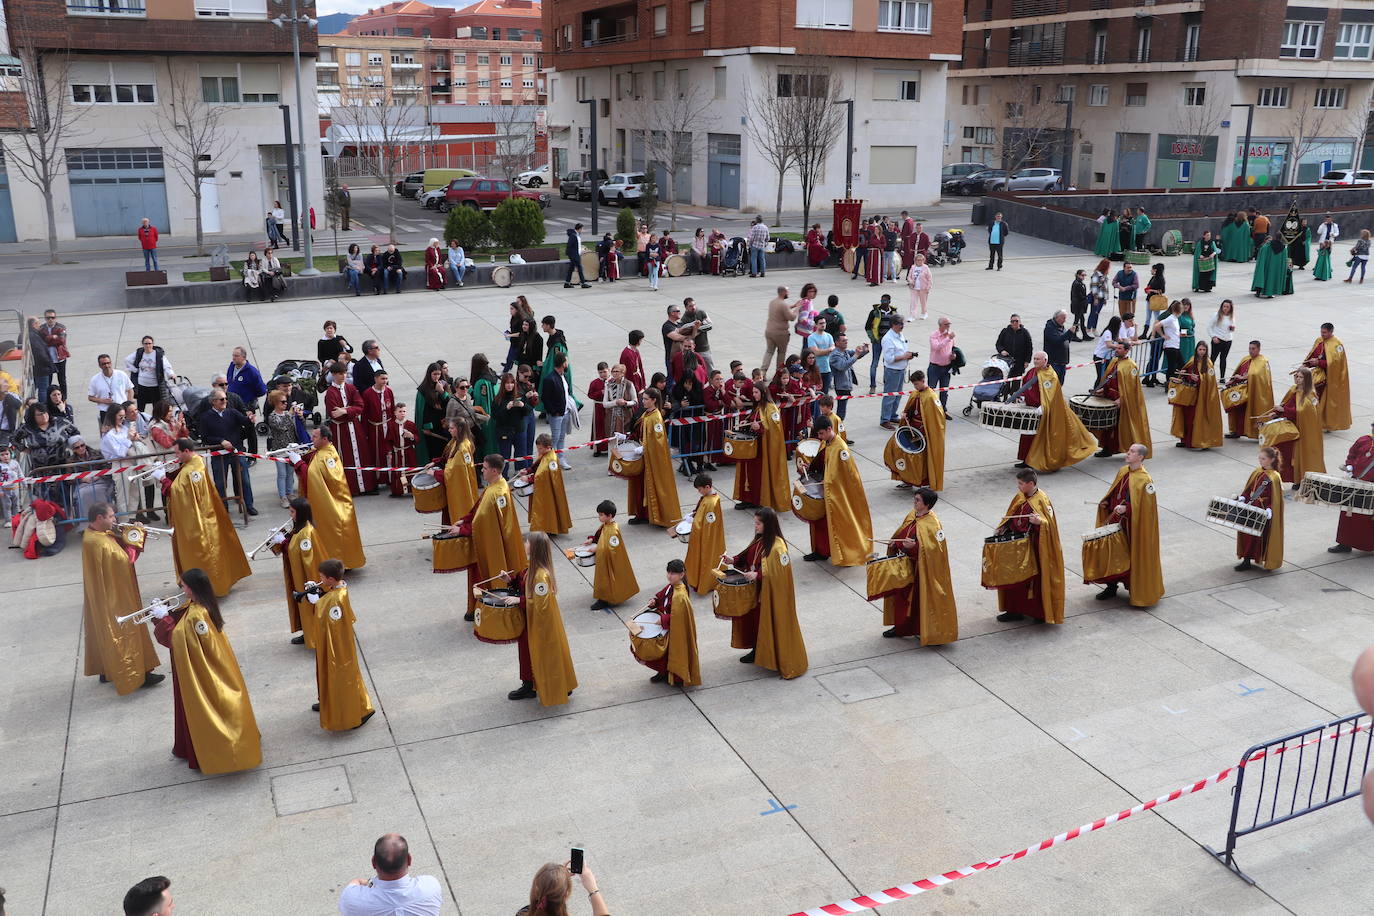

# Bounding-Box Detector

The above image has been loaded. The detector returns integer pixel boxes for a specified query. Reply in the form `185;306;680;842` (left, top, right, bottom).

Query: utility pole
580;98;599;235
274;0;320;274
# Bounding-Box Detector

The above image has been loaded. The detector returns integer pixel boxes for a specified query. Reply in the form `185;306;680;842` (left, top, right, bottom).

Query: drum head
795;438;822;460
413;471;438;488
895;425;926;454
841;248;856;273
666;253;687;277
1071;395;1116;408
581;251;600;275
492;265;513;288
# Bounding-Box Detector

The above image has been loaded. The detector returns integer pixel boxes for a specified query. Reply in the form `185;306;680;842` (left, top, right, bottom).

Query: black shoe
353;710;375;729
564;283;574;288
734;501;757;510
99;674;109;683
985;266;994;270
463;610;475;622
880;421;897;430
739;651;756;664
802;552;824;562
649;672;668;684
1224;433;1241;439
703;463;718;471
247;506;259;516
590;599;611;610
881;627;900;638
508;682;537;700
1094;585;1119;601
1175;442;1187;448
1328;544;1353;553
628;516;648;525
996;612;1026;622
141;672;166;688
1014;461;1029;469
290;635;305;645
1234;559;1253;571
312;703;320;711
1094;450;1114;458
580;283;592;289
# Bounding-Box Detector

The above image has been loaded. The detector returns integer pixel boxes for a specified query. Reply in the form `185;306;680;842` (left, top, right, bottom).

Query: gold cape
684;493;725;593
733;405;791;511
1282;387;1326;479
883;510;959;645
666;581;701;686
81;530;159;694
527;567;578;706
1106;356;1152;457
998;490;1065;624
593;521;639;604
1096;466;1165;607
1028;368;1097;471
528;451;572;535
171;602;261;774
1242;468;1285;571
755;539;808;678
1314;335;1351;431
169;452;252;597
304;443;367;570
285;524;322;648
314;585;374;731
1233;355;1275;439
884;387;945;488
821;436;873;566
474;476;528;585
1170;356;1223;448
442;437;478;521
630;408;683;526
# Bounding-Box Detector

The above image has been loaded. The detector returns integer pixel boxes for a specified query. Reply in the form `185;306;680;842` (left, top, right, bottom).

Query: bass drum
492;265;513;288
580;250;601;279
665;253;687;277
841;247;856;274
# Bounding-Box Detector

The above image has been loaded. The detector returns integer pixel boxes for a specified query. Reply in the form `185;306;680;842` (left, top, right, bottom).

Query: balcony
1129;49;1151;63
393;83;422;93
67;0;146;16
1176;46;1200;62
317;60;338;68
431;62;449;71
392;60;422;69
581;3;639;47
431;83;453;93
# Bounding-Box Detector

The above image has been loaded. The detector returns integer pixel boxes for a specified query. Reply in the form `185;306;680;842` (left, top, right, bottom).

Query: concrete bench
510;247;561;263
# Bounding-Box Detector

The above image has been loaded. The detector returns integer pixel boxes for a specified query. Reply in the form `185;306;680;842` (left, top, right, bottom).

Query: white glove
271;533;287;545
306;591;320;604
150;602;170;620
152;467;167;482
613;432;628;442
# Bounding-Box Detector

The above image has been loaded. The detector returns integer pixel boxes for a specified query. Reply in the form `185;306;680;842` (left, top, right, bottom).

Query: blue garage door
67;147;169;238
0;158;16;244
707;133;740;209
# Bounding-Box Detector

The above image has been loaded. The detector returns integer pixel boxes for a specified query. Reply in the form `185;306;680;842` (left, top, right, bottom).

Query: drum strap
1012;376;1036;399
1356;456;1374;481
1244;476;1270;505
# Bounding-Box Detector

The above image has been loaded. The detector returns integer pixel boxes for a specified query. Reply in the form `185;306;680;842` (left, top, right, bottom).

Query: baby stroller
933;229;966;266
961;354;1012;418
252;359;323;436
721;237;748;276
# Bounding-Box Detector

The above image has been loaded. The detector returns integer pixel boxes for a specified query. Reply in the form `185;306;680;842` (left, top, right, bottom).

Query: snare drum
512;477;535;498
1203;496;1269;537
865;555;913;600
432;532;474;573
566;546;597;567
981;531;1037;588
790;480;826;522
1258;418;1299;447
1069;394;1120;430
893;425;927;454
671;518;694;541
608;442;644;479
412;470;446;514
473;590;525;644
722;430;759;461
1221;383;1248;410
629;611;669;661
1197;256;1217;272
1166;378;1198;407
665;253;687;277
1081;523;1130;582
794;437;822;474
711;572;758;619
491;265;513;288
981;402;1042;432
1298;473;1374;516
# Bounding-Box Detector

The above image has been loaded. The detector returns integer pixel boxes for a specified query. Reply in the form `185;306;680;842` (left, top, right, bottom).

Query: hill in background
317;12;355;34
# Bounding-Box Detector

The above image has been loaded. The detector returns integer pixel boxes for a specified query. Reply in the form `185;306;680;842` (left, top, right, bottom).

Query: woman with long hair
434;413;478;527
519;861;609;916
152;567;261;774
1207;299;1237;378
148;398;189;451
278;497;321;646
1235;447;1284;572
492;372;529;474
732;384;789;513
1088;257;1111;333
469;352;501;457
1264;368;1324;488
344;243;363;296
720;507;807;678
500;532;577;706
46;386;75;426
1178;297;1197;364
1170;340;1222;450
414;361;450;465
806;222;828;267
1093;315;1123;385
500;300;524;373
516;317;544;370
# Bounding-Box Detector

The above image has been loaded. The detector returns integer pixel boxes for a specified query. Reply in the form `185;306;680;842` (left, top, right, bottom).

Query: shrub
489;197;547;251
639;167;659;227
444;205;492;250
616;206;637;251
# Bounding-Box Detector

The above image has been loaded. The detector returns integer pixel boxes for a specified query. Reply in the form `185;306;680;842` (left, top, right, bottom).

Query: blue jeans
881;367;905;422
386;269;405;292
345;268;361;293
749;247;766;275
1348;257;1368;281
1143;337;1164;381
648;260;660;290
448;262;466;285
143;249;158;271
498;432;518;475
883;250;897;280
211;454;254;512
1087;298;1105;330
834;389;850;419
519;412;536;471
275;459;295;499
548;412;568;458
927;362;951;410
867;341;881;388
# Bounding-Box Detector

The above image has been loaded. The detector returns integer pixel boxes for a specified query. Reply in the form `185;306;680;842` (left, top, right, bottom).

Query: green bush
616;207;637;251
444;205;492;250
489;197;547;251
639;167;659;227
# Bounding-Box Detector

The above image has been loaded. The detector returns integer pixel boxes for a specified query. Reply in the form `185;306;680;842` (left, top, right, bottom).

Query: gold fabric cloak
666;581;701;686
1243;468;1285;571
821;437;873;567
169;452;251;597
884;387;945;488
684;493;725;593
1108;356;1152;457
285;524;322;648
1284;387;1326;479
305;443;367;570
631;408;682;526
1096;467;1164;607
171;602;261;774
474;476;528;585
593;521;640;604
999;490;1065;624
528;451;572;535
910;511;959;645
1028;368;1097;471
314;585;374;731
82;530;159;694
1316;335;1351;431
443;437;478;521
755;539;808;678
1236;355;1275;439
1170;356;1223;448
527;567;578;706
733;406;790;511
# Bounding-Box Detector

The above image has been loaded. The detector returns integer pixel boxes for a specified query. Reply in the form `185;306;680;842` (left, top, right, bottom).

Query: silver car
1005;167;1062;192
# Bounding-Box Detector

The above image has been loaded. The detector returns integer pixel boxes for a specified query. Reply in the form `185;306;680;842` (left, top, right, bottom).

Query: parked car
517;164;552;187
439;177;550;212
943;168;1007;196
1317;169;1374;187
394;171;425;199
942;162;989;181
418;187;449;209
1005;167;1062;191
559;168;609;201
421;168;478;193
597;173;647;206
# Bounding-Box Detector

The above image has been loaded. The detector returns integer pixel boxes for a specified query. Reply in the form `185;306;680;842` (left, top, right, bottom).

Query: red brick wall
10;0;317;55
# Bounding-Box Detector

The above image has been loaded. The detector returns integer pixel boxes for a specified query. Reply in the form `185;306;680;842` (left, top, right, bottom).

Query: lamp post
1053;97;1074;188
578;98;598;235
273;0;320;275
836;99;854;197
1230;103;1255;189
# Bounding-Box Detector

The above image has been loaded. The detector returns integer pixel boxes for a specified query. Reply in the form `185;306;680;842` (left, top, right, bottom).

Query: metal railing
66;0;146;14
1207;711;1372;884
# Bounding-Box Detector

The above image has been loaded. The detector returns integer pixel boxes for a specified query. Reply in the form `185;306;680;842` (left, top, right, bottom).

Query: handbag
272;274;287;292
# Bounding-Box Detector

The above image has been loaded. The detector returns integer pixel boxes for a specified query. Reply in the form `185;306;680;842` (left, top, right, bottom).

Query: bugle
262;445;304;460
116;594;186;627
292;581;325;602
115;521;173;538
248;521;292;559
127;458;178;482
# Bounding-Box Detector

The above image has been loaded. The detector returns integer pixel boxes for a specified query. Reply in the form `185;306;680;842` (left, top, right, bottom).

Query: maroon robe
1015;375;1043;460
588;375;608;455
899;217;916;269
1236;470;1278;562
864;226;884;285
1224;359;1252;436
990;501;1045;618
384;418;418;497
633;583;675;674
1273;392;1300;484
619;346;646;392
359;385;395;494
1304;339;1330;401
1337;436;1374;551
703;382;727;457
884;514;923;635
324;381;372;494
1091;366;1124;455
424;246;446;290
727;538;767;648
154;608;199;771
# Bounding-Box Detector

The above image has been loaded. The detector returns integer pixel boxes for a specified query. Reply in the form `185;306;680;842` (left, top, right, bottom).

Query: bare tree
996;77;1063;174
154;64;230;256
784;60;846;232
488;98;538;195
1284;87;1341;185
634;85;713;230
741;72;797;226
329;89;429;243
1169;83;1227;183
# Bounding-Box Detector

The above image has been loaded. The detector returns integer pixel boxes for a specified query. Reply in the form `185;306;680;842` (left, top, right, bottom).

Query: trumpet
248;521;292;559
116;594;187;627
128;458;178;482
115;521;173;538
262;445;304;460
292;581;325;602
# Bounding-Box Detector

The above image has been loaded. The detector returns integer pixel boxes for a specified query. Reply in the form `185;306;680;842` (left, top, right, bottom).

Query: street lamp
272;0;320;276
1230;103;1255;189
834;99;855;198
578;98;598;235
1053;97;1073;188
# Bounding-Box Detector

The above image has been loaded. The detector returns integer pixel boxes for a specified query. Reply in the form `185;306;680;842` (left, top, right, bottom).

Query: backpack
949;346;967;375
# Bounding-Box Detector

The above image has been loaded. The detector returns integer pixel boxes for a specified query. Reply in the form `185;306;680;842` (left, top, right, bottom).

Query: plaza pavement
3;234;1373;915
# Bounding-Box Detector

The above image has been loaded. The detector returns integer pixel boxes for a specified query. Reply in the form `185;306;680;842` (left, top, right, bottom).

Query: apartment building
344;0;544;41
317;34;546;107
542;0;961;211
0;0;322;242
947;0;1374;189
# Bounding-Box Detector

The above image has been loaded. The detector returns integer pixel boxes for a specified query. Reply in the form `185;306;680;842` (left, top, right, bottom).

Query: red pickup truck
439;178;550;212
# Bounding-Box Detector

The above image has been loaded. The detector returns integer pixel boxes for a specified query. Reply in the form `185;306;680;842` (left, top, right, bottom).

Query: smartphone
570;847;584;875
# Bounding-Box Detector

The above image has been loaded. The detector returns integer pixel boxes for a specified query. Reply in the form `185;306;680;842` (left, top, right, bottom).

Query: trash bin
971;202;988;226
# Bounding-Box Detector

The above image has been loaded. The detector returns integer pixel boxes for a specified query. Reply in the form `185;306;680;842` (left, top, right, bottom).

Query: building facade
318;34;546;108
542;0;961;212
0;0;322;243
344;0;544;42
947;0;1374;190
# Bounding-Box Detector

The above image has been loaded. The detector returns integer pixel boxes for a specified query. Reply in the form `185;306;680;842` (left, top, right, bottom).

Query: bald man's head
373;833;411;876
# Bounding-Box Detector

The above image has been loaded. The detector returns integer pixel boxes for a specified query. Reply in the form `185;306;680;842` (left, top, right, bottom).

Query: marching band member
1012;351;1097;472
585;499;639;611
309;558;375;731
880;486;958;642
1090;340;1151;458
635;559;701;686
520;433;572;536
682;474;724;595
800;416;873;566
295;427;366;570
1223;340;1274;440
815;394;849;444
883;369;944;490
1235;447;1284;571
1302;322;1351;431
588;362;610;456
499;532;577;705
1265;368;1325;488
359;369;396;495
1328;422;1374;554
1170;340;1223;450
323;361;373;495
81;502;164;693
626;388;682;527
731;384;789;512
721;508;807;678
433;415;478;526
164;438;252;597
452;454;525;621
992;470;1064;624
276;498;321;647
152;567;261;774
383;402;418;497
1088;444;1164;607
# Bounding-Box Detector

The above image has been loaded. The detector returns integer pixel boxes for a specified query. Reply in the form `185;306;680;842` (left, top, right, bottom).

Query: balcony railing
1129;49;1151;63
582;30;638;47
67;0;146;16
1177;46;1200;62
431;84;453;93
431;62;449;71
1089;0;1111;9
392;61;422;69
392;84;422;92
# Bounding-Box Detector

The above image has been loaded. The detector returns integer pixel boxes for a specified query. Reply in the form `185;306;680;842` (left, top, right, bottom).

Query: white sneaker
560;460;573;470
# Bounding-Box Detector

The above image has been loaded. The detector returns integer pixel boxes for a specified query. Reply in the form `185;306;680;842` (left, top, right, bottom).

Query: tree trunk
387;187;398;244
774;176;784;227
193;189;205;257
44;184;59;265
668;171;678;231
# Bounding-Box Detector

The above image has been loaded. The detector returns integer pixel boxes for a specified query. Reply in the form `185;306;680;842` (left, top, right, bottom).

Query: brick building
0;0;323;242
344;0;543;41
317;33;545;108
542;0;961;211
947;0;1374;189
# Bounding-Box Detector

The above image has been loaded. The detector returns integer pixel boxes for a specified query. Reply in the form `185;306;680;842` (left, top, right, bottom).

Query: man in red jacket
137;218;159;271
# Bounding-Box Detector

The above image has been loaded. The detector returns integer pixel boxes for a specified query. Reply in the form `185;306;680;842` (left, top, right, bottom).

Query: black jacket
1070;278;1089;314
197;406;251;450
565;228;582;260
382;250;405;272
540;370;568;417
994;325;1034;367
987;219;1011;240
353;357;384;393
1042;320;1074;365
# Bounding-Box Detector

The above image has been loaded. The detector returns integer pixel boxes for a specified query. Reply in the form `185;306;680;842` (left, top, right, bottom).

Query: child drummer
632;558;701;686
680;473;724;595
583;499;639;611
518;433;572;536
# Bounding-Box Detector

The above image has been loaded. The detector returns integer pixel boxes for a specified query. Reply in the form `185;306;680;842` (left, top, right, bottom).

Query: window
1184;85;1205;106
1183;23;1201;60
653;70;665;100
455;53;466;64
1125;82;1147;106
676;68;688;96
368;54;383;66
477;54;489;65
477;78;490;88
1005;102;1023;118
523;55;535;66
877;0;930;34
522;78;535;88
713;66;726;99
1257;85;1289;108
653;5;667;36
795;0;852;29
975;127;995;144
1314;86;1346;109
507;28;522;41
1056;84;1074;102
874;69;919;101
193;0;265;18
1091;30;1107;64
478;100;491;106
69;61;155;104
690;0;705;32
1281;21;1322;58
561;24;572;47
1177;160;1192;184
1032;84;1042;105
778;71;829;98
201;75;239;103
67;0;146;17
1134;26;1151;62
1335;22;1374;60
499;78;512;88
491;28;500;40
500;55;512;65
345;52;361;66
395;27;412;36
869;146;916;184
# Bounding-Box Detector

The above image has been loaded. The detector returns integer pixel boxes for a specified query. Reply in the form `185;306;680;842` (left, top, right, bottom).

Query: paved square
3;230;1372;914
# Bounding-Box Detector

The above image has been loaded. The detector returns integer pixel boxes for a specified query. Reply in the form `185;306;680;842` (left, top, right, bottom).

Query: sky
317;0;378;15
